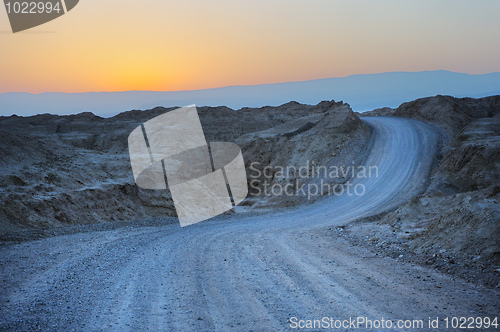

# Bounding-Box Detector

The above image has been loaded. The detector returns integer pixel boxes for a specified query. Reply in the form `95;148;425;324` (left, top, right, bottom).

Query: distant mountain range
1;70;499;117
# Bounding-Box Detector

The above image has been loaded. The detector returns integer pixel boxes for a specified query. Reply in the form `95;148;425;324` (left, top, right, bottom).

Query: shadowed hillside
0;101;369;235
353;95;500;287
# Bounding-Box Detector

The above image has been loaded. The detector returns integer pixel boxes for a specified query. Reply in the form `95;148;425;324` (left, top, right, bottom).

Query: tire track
2;117;499;331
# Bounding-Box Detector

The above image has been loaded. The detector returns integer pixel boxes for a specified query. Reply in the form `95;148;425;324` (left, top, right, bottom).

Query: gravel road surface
1;117;498;331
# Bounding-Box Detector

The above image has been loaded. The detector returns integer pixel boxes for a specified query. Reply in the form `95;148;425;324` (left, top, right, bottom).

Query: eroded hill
0;101;369;235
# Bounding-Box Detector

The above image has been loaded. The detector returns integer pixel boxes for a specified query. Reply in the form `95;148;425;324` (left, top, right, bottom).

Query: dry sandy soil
358;95;500;288
0;97;499;330
0;101;367;235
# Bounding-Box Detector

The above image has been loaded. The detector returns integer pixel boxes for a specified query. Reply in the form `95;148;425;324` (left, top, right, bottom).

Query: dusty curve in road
1;117;498;331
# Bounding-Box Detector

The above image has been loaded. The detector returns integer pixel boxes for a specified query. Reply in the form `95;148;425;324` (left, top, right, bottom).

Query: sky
0;0;499;94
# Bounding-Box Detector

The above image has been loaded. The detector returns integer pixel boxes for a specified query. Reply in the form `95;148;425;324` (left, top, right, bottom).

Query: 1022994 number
444;316;498;329
5;1;61;14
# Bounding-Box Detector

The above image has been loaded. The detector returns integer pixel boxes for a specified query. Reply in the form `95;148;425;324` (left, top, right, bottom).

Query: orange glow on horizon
1;0;499;94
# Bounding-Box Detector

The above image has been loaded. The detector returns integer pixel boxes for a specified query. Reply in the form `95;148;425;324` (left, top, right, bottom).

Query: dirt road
1;117;498;331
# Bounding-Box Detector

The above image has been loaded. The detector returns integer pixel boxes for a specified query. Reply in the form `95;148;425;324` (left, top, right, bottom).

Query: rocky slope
0;101;369;235
354;95;500;287
237;102;370;209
